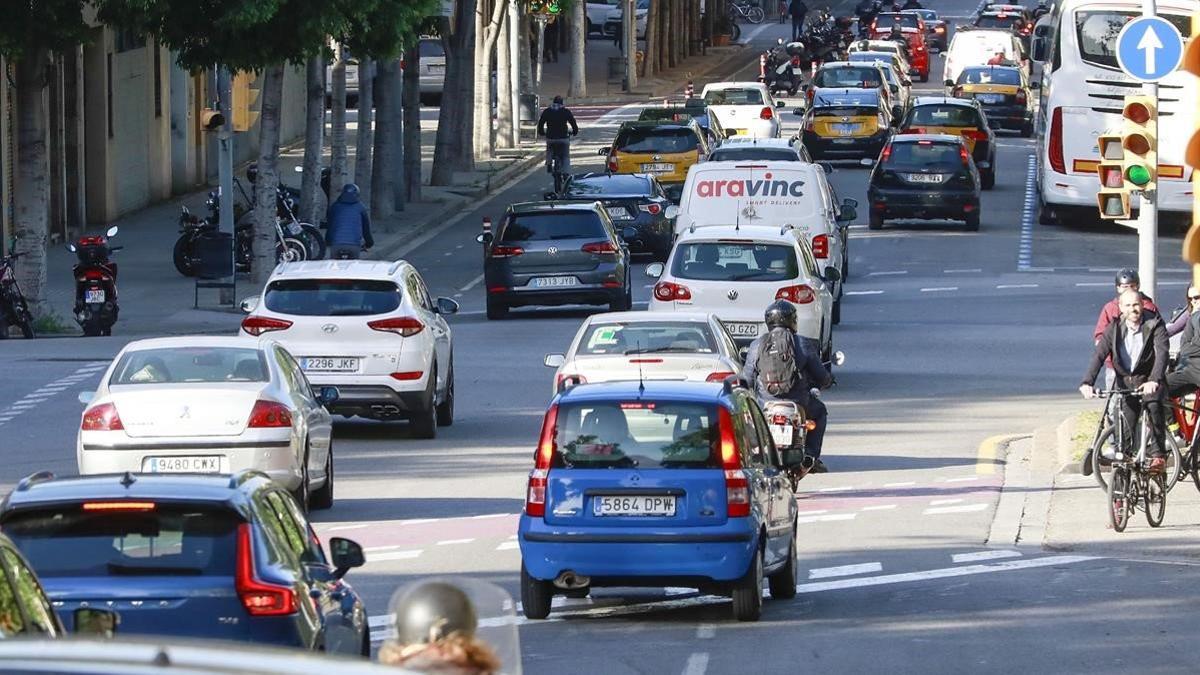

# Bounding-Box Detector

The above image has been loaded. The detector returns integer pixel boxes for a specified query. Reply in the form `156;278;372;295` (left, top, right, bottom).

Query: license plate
834;124;859;135
531;276;579;288
593;495;676;517
606;206;635;220
792;67;805;75
770;424;794;447
725;322;760;337
640;163;674;173
904;173;945;183
302;357;360;372
145;456;221;473
285;222;303;235
976;94;1004;104
84;289;105;303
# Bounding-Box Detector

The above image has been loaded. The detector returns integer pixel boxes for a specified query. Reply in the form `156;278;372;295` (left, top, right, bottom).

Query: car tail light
806;88;815;103
653;281;692;301
961;129;988;142
368;316;424;337
247;400;293;428
706;371;736;382
805;117;815;132
240;316;292;336
607;155;619;172
880;143;893;162
82;501;154;512
236;524;297;616
776;284;816;304
960;144;971;166
718;407;750;517
1015;89;1027;105
489;244;524;258
639;202;662;215
527;405;559;517
81;403;124;431
582;241;618;255
760;106;773;120
811;234;829;259
1048;106;1064;174
555;373;587;391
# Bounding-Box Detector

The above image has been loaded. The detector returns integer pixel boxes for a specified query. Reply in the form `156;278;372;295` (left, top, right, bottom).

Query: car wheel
767;531;798;599
310;442;334;510
1020;121;1034;138
360;629;371;657
486;296;508;320
520;563;554;619
610;280;632;312
410;369;438;439
832;297;842;325
981;167;996;190
292;446;311;513
436;359;455;427
918;72;928;83
868;212;884;230
732;546;764;621
965;211;980;231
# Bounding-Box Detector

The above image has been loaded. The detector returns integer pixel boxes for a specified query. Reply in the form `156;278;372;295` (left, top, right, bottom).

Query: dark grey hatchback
478;202;633;320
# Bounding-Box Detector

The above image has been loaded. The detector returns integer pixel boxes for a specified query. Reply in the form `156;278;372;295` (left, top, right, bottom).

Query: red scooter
68;226;121;336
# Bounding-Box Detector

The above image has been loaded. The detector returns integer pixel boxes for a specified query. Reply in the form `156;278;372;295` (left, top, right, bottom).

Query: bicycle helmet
764;300;798;331
1114;268;1140;287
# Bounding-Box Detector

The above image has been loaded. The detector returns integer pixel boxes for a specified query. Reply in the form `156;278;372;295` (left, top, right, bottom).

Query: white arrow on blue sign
1115;16;1184;82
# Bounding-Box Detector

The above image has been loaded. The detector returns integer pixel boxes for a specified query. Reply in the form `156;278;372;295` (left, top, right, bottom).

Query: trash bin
518;94;540;123
195;232;234;280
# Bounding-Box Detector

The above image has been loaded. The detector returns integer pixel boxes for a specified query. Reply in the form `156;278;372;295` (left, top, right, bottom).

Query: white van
674;161;856;322
942;28;1028;87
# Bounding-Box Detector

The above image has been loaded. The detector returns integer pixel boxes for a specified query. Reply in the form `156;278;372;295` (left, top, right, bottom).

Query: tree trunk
371;61;395;220
496;11;514;149
252;65;285;286
300;56;326;225
12;52;49;319
402;44;422;201
388;58;405;213
568;0;587;96
354;58;374;209
644;0;659;78
656;0;668;72
473;0;509;161
432;4;479;185
663;0;674;68
330;46;349;198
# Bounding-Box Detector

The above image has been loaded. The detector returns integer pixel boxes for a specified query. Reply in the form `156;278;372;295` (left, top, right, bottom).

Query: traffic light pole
1138;0;1158;303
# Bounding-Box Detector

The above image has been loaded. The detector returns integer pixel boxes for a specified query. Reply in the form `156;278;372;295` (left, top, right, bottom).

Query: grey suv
478;202;633;320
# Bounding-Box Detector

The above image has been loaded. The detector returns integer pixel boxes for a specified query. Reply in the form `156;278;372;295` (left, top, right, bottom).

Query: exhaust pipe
553;571;591;590
370;404;402;417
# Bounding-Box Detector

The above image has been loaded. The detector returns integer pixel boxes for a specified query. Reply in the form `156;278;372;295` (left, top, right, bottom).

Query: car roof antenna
636;340;646;396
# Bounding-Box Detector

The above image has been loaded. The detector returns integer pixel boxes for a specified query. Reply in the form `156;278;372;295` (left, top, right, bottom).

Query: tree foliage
343;0;440;60
0;0;88;60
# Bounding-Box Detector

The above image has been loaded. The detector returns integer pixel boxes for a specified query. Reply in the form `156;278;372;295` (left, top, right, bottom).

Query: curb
1054;413;1083;476
984;434;1028;548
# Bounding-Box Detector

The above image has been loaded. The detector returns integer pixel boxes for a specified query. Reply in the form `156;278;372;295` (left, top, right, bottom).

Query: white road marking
845;290;884;296
996;284;1038;289
1160;281;1188;286
797;555;1099;593
696;624;716;639
944;268;982;273
808;562;883;579
944;476;980;483
683;652;710;675
459;274;485;293
796;509;829;515
929;498;964;506
861;504;897;512
370;549;424;562
738;21;778;45
435;538;475;546
496;540;520;551
923;503;988;515
884;481;916;488
920;287;958;292
401;518;438;525
868;270;907;276
952;550;1022;564
1017;154;1036;271
817;486;854;492
323;523;369;532
470;513;510;519
797;513;857;524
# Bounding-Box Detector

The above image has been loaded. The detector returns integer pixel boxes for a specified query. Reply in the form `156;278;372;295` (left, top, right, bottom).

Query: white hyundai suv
646;225;838;361
239;260;458;438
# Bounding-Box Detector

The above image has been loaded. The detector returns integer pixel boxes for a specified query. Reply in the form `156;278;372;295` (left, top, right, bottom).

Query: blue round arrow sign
1116;16;1184;82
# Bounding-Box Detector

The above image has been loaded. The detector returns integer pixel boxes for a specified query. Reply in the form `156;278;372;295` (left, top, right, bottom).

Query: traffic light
527;0;561;14
231;71;260;132
1120;95;1157;194
1182;24;1200;269
199;108;225;132
1096;133;1129;219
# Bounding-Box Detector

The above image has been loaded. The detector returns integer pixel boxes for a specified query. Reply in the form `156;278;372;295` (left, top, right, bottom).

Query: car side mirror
329;537;366;579
78;391;95;405
1031;80;1040;89
1032;39;1046;62
891;105;903;119
598;148;610;156
738;346;750;362
833;350;847;366
793;107;805;116
621;226;638;240
824;266;842;283
239;296;259;314
544;191;558;200
859;157;875;167
66;243;77;253
819;162;834;174
476;232;493;245
435;297;460;315
74;608;120;637
943;78;954;87
316;386;340;406
775;100;785;108
664;205;680;219
780;447;811;470
105;226;119;237
724;129;737;138
544;353;566;368
645;262;665;278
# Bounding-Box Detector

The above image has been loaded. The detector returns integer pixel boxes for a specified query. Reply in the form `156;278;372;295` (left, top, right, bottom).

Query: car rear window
957;68;1020;85
671;242;798;282
709;148;799;162
885;141;963;168
874;14;918;29
907;105;979;127
615;128;699;154
4;504;241;577
975;14;1022;29
814;67;883;88
109;347;268;385
565;175;652;196
419;39;445;58
500;212;606;241
577;321;717;356
703;88;764;105
813;105;879;118
264;278;401;316
554;402;719;468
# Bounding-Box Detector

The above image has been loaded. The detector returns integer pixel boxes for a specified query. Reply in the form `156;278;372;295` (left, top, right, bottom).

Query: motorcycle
173;187;308;277
764;39;807;95
68;226;122;337
0;249;35;339
762;350;844;490
247;164;327;260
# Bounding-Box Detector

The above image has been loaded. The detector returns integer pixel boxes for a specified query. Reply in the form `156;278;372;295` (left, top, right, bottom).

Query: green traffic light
1125;164;1151;187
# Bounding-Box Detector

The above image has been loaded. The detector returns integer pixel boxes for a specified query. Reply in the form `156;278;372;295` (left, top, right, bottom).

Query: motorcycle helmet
246;163;258;184
391;581;479;646
1114;268;1140;287
764;300;799;331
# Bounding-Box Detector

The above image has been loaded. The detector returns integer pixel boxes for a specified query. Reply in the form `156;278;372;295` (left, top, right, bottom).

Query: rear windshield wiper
624;346;701;354
106;562;206;576
729;271;779;281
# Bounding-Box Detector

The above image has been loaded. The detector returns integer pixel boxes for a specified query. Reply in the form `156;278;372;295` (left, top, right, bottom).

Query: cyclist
536;95;579;192
1080;289;1170;474
1166;285;1200;397
325;183;373;260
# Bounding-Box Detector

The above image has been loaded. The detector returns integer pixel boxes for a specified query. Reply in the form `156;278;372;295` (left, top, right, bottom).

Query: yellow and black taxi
897;96;996;189
800;88;894;161
602;119;711;202
637;99;728;147
950;65;1035;137
865;133;982;231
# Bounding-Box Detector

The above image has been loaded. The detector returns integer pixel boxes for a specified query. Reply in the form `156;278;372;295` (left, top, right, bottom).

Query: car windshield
885;141;964;168
109;347;267;385
554;402;719;469
814;67;883;88
500;212;606;241
576;321;718;356
615;128;699;154
565;175;652;196
975;14;1023;29
709;148;799;162
703;88;765;105
671;242;798;282
4;504;241;577
874;14;919;29
1074;10;1189;70
907;105;979;127
264;279;402;316
957;67;1020;85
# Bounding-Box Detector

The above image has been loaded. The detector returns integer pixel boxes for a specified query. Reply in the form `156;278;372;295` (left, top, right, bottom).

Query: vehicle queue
0;1;1061;668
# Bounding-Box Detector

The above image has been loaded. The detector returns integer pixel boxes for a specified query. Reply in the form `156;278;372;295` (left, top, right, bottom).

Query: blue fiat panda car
517;378;800;622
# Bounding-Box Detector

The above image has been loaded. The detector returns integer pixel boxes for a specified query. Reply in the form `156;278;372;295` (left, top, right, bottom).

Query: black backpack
757;328;798;397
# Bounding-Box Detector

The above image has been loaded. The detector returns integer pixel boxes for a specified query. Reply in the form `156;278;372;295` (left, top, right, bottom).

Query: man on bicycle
1080;289;1170;474
536;96;579;187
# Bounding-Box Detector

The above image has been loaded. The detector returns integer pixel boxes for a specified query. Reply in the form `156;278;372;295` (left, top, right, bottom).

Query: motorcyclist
325;183;373;260
742;301;835;473
378;580;501;674
536;95;579;180
901;0;922;9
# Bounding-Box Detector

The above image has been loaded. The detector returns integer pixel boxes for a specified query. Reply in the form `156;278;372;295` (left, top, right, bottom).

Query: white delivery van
942;28;1028;87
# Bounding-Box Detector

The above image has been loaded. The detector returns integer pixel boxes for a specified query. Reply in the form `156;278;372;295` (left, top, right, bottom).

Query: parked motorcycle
0;249;35;339
68;226;122;337
247;164;327;260
173;187;308;277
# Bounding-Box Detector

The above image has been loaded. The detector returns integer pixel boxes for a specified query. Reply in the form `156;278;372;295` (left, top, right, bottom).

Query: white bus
1032;0;1196;225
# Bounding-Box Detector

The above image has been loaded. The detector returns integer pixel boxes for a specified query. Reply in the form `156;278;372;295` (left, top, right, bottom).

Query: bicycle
546;137;572;195
729;0;767;24
0;251;34;339
1090;389;1168;532
1087;388;1182;492
1165;389;1200;493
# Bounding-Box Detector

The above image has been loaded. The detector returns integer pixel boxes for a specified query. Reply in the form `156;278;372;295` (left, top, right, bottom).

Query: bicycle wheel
1144;472;1166;527
1090;424;1116;491
1107;467;1130;533
1162;431;1184;491
748;5;766;22
1189;441;1200;494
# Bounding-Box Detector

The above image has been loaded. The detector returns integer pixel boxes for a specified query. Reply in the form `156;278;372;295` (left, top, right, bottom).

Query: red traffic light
1123;101;1151;124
